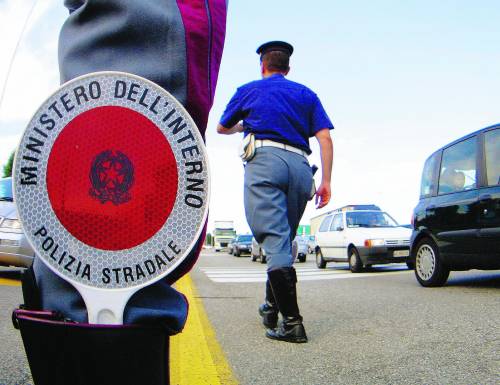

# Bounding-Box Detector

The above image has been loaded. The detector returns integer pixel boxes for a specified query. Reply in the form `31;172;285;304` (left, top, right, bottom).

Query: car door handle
479;194;492;202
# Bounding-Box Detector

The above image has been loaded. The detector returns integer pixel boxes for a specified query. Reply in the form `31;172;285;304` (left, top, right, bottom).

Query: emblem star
100;160;125;188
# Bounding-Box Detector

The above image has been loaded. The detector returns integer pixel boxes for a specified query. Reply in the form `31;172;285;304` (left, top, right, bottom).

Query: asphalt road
1;254;499;385
0;268;31;385
193;250;500;385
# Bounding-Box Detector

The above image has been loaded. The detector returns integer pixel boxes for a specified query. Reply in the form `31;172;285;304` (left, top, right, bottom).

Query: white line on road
200;266;410;283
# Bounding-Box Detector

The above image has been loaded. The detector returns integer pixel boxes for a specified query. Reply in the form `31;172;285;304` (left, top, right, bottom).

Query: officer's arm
217;123;245;135
314;128;333;209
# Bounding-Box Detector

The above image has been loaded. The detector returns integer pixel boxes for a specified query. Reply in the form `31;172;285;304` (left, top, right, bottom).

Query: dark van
410;124;500;286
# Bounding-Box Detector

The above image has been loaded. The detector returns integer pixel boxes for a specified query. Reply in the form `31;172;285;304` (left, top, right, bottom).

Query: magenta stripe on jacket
176;0;227;134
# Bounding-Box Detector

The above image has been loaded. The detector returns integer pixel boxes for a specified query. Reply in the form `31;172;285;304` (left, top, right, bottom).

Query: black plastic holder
13;308;171;385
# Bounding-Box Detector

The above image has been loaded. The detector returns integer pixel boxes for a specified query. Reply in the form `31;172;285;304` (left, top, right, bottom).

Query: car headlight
364;239;385;247
1;219;22;230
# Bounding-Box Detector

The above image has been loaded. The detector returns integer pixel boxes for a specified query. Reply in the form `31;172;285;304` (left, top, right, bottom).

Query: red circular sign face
46;106;178;250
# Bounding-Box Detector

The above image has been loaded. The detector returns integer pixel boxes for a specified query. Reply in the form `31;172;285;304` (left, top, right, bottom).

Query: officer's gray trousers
244;147;313;271
33;0;227;328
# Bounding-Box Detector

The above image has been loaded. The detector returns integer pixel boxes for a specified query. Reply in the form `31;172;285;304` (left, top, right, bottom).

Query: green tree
3;151;14;178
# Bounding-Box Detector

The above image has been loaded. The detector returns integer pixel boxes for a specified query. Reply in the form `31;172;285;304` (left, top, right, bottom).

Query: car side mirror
336;226;344;232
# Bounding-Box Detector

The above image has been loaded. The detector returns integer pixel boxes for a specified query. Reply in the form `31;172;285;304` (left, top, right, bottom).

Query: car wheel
414;238;450;287
315;248;326;269
298;254;306;263
234;248;240;257
348;247;363;273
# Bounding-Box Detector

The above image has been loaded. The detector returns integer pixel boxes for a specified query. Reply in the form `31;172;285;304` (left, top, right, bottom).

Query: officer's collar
264;73;285;80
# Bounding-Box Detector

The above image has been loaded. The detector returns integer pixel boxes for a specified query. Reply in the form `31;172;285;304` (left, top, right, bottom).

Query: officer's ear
284;66;290;76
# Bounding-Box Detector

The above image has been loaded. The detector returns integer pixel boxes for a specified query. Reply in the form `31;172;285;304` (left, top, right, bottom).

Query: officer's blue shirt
219;74;333;154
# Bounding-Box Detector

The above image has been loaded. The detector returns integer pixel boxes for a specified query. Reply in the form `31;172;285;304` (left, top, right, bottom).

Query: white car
315;207;411;272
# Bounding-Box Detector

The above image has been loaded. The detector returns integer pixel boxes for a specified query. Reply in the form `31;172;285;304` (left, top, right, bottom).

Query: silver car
252;236;307;263
306;235;316;254
0;177;35;267
292;235;308;263
251;237;267;263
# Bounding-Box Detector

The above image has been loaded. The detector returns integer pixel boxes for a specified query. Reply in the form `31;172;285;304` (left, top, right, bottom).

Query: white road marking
200;265;410;283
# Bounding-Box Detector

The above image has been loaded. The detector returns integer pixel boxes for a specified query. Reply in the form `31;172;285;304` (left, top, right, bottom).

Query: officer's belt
255;139;308;157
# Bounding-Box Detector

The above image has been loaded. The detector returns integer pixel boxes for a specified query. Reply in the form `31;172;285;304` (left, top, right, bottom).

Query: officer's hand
315;182;331;209
216;122;244;135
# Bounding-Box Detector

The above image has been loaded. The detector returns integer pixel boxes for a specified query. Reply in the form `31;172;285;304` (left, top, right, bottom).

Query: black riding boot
258;279;278;328
266;267;307;343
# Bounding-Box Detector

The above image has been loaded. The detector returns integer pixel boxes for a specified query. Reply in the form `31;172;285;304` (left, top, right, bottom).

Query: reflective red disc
47;106;178;250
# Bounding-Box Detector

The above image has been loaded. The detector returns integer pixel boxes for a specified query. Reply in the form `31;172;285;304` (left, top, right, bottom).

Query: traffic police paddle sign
14;72;209;324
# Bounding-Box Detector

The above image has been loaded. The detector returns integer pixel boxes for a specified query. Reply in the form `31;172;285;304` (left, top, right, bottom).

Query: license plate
394;250;409;257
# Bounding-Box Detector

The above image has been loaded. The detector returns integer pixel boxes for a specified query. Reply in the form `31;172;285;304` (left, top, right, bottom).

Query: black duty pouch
309;164;319;201
12;267;172;385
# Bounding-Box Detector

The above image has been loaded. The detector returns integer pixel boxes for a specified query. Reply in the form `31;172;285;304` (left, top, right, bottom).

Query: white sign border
13;71;210;296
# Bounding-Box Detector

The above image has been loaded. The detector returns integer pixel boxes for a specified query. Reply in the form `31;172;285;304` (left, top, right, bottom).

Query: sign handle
75;283;138;325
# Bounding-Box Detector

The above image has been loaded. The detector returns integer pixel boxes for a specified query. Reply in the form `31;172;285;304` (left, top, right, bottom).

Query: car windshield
0;178;13;201
346;211;398;228
238;235;253;242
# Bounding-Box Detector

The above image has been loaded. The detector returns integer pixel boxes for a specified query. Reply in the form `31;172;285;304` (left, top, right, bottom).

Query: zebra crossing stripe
200;266;409;283
209;277;265;283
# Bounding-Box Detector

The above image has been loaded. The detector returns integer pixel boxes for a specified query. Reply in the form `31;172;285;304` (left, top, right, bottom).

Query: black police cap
256;41;294;56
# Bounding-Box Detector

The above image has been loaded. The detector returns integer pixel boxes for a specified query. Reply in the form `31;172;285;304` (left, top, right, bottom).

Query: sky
1;0;499;235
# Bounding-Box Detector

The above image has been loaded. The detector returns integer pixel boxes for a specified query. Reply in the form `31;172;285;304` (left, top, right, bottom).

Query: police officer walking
217;41;333;343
